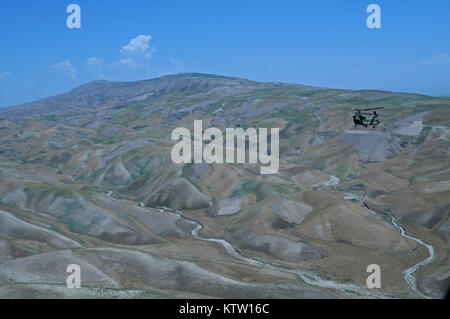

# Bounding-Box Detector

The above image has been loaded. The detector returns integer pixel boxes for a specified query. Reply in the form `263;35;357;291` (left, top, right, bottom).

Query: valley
0;73;448;298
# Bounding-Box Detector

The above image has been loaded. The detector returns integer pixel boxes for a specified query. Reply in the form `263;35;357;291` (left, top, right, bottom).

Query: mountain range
0;73;448;298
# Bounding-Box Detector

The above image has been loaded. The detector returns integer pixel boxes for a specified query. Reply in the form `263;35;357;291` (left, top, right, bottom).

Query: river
134;201;392;298
343;192;435;299
108;184;434;298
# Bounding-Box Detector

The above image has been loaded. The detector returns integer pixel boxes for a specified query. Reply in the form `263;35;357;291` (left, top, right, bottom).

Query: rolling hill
0;73;449;298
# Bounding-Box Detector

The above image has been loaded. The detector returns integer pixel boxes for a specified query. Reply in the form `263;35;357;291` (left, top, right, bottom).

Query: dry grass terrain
0;73;448;298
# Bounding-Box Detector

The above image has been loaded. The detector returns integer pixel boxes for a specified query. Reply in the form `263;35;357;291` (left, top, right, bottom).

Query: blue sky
1;0;449;107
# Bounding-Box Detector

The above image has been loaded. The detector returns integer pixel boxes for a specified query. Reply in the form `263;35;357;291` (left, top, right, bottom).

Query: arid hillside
0;73;448;298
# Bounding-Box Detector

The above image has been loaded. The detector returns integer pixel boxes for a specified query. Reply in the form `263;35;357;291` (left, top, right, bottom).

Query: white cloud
425;53;450;65
86;57;103;67
111;58;152;73
120;35;155;59
51;60;77;79
82;35;158;80
112;58;140;68
110;35;156;76
0;72;11;79
86;57;106;79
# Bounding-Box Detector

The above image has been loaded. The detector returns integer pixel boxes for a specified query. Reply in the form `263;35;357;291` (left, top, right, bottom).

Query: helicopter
351;107;384;128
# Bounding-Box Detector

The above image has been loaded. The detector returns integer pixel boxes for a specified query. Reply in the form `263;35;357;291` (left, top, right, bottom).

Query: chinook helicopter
352;107;384;128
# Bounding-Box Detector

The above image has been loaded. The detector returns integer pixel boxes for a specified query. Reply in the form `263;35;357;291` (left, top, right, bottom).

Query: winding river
135;201;392;298
344;192;435;299
390;216;434;299
110;184;434;298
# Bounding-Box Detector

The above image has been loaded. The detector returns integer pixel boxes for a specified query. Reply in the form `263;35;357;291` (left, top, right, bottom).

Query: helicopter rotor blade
341;107;384;112
360;107;385;111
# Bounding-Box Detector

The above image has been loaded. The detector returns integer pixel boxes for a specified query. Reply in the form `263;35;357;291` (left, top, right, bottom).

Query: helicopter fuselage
353;110;379;128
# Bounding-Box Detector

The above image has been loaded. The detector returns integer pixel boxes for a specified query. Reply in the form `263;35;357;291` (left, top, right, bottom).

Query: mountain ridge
1;72;434;114
0;72;448;298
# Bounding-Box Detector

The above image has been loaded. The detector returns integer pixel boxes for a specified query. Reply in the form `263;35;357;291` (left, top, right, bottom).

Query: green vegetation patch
24;182;79;198
423;104;450;126
273;107;311;124
414;126;432;144
112;109;136;124
88;167;106;182
231;179;298;202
